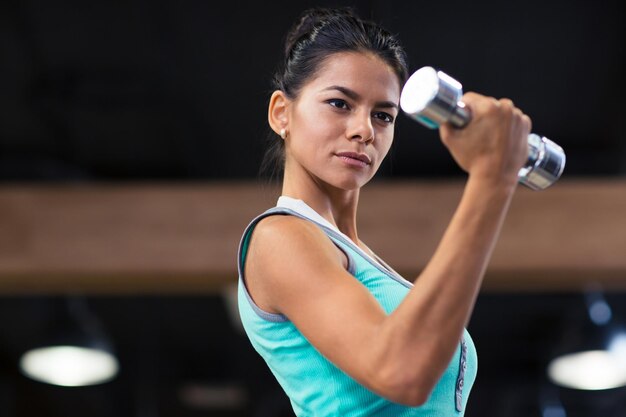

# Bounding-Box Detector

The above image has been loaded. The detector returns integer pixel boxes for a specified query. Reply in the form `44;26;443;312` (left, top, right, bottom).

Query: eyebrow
321;85;399;110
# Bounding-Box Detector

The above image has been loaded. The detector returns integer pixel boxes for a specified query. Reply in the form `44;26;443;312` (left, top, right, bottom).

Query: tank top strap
237;206;358;288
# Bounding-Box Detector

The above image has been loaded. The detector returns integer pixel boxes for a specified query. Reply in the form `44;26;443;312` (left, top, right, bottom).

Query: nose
346;110;374;144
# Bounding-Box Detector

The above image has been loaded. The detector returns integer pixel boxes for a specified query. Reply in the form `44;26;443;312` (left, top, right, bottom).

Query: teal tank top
238;199;478;416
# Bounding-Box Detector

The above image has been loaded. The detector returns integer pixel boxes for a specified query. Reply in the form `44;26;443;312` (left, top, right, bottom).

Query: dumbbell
400;67;565;190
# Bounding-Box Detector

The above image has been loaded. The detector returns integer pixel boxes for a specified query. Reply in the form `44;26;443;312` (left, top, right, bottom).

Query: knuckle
482;97;500;114
523;114;531;124
523;114;532;130
462;91;481;101
512;107;524;121
498;100;516;118
499;98;514;108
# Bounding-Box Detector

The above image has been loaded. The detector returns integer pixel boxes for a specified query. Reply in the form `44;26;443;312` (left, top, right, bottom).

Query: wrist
467;171;519;196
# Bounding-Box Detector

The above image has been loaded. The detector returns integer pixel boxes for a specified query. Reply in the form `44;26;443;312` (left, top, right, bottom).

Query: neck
282;173;361;244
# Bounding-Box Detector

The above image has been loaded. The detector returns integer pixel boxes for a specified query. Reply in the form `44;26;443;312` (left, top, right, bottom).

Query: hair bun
284;7;357;57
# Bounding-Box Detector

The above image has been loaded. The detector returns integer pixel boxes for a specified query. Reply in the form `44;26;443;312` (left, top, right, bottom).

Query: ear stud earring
280;128;287;139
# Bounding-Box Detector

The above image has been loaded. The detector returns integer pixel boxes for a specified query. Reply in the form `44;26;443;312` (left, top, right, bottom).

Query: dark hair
260;7;409;180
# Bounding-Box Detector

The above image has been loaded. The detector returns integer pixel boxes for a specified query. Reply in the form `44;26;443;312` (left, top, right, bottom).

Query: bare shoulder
252;213;324;241
249;215;338;262
244;214;346;314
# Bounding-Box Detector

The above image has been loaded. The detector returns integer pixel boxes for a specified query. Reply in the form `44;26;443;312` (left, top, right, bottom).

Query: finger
461;92;498;116
439;121;456;145
522;114;532;133
460;91;492;107
512;106;524;121
499;98;514;108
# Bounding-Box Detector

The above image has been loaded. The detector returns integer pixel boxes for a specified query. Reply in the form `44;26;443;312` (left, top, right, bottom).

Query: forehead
304;52;401;102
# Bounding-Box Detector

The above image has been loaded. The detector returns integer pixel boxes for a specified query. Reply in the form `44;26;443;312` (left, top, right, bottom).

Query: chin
327;174;373;191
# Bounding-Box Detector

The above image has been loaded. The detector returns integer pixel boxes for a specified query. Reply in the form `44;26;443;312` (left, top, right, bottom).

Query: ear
268;90;290;136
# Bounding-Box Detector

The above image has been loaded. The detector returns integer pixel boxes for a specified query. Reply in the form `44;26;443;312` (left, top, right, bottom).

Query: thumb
438;122;459;148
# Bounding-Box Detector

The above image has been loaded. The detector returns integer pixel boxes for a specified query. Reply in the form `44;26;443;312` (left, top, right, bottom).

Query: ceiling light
19;297;119;387
20;345;118;387
547;286;626;391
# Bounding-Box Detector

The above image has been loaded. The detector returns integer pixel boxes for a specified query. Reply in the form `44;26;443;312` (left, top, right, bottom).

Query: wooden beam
359;179;626;292
0;179;624;294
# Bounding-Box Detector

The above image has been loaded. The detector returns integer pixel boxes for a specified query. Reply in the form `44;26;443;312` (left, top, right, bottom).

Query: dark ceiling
0;0;624;182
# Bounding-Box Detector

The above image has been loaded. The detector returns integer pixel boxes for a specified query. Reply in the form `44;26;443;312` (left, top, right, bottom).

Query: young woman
238;7;529;416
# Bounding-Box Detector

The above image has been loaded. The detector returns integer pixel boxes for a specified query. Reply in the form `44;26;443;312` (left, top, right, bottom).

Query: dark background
1;0;624;182
1;0;625;416
2;293;626;417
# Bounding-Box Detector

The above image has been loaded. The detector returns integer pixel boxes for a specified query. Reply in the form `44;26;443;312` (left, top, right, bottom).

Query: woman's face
284;51;401;191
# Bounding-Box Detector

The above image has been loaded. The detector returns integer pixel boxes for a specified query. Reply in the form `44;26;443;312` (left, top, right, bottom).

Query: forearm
414;174;517;330
370;175;517;402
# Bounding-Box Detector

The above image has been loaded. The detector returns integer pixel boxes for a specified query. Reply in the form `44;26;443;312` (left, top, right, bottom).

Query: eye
374;111;395;124
327;99;350;110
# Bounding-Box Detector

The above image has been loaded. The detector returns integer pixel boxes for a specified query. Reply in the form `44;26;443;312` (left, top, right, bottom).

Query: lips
335;152;372;165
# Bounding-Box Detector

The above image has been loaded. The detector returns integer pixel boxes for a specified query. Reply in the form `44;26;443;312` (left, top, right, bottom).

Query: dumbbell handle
400;67;566;190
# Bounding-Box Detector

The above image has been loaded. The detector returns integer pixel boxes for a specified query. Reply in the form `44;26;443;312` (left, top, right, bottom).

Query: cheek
293;110;342;149
377;134;394;158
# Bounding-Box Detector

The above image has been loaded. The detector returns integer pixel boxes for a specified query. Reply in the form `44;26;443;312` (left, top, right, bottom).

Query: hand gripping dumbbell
400;67;565;190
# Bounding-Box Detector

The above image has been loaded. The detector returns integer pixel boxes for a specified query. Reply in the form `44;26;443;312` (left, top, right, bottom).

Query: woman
237;7;529;416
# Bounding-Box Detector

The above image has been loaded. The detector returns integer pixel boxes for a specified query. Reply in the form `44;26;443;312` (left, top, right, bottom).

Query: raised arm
245;92;530;406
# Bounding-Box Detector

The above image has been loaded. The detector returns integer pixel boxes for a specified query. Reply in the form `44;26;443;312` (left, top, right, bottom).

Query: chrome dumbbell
400;67;565;190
